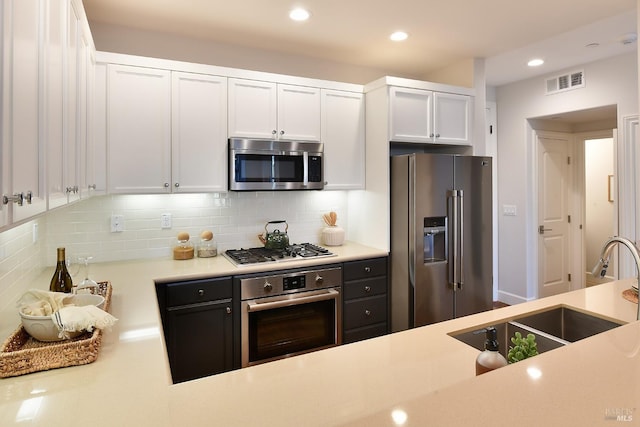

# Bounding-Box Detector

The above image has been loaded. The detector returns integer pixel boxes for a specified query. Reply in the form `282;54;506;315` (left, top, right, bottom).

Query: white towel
52;305;118;339
17;289;68;316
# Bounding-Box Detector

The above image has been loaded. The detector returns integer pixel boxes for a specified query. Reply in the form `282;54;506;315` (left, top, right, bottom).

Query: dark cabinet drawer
344;323;388;344
343;276;387;300
166;277;232;307
343;257;387;281
343;294;387;330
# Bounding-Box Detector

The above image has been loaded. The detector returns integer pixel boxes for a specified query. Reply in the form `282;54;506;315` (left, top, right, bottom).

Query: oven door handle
246;289;339;313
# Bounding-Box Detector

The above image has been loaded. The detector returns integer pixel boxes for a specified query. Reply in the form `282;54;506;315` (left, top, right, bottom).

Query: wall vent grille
545;70;585;95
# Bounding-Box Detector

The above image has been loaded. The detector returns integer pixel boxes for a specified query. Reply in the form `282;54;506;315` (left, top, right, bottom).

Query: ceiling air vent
545;70;585;95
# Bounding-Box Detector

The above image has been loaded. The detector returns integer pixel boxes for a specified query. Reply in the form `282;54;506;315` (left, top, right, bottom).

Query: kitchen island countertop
0;241;638;426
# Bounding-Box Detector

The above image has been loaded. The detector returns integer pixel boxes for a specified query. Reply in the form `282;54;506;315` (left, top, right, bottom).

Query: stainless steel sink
449;306;624;357
451;321;566;358
513;306;623;342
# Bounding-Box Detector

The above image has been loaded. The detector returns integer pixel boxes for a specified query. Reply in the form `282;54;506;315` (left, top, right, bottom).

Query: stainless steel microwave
229;138;324;191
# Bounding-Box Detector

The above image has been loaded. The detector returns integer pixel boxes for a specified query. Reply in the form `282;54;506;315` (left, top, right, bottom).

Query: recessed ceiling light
390;31;408;42
527;58;544;67
289;8;310;21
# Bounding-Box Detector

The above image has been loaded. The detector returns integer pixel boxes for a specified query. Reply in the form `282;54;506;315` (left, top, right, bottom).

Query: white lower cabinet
321;90;365;190
171;72;228;193
107;64;171;193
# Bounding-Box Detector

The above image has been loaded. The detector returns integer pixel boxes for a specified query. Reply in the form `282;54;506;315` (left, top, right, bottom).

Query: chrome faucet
592;236;640;320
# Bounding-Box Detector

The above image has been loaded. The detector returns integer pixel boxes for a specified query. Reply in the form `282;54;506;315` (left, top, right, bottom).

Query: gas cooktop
224;243;335;266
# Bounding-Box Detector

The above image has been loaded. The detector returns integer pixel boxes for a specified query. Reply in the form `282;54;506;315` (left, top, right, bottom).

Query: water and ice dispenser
423;217;447;263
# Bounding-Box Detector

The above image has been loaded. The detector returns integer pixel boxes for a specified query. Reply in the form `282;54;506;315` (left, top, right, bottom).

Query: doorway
529;105;618;298
582;135;617;285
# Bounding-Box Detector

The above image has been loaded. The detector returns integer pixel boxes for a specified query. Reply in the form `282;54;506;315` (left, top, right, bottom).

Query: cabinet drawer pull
226;307;231;314
197;289;205;297
364;286;371;292
364;266;371;273
364;309;371;316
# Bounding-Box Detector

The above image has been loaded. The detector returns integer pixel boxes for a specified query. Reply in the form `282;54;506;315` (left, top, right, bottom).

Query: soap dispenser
475;326;508;375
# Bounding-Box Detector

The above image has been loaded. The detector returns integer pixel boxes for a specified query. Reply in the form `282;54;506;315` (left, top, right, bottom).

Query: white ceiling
82;0;637;87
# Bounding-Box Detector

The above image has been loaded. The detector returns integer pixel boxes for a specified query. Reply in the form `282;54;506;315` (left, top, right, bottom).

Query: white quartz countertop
1;241;638;426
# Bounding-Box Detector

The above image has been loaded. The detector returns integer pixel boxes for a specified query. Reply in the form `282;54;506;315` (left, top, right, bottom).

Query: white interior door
537;134;572;298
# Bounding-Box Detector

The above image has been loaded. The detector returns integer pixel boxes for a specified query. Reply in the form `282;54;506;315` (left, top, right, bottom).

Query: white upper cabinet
389;86;471;146
3;0;46;223
46;0;67;211
433;92;471;145
107;64;171;194
389;87;433;143
276;84;321;141
171;72;228;193
321;90;365;190
228;78;320;141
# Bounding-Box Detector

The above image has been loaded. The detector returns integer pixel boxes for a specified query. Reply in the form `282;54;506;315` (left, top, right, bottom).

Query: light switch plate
503;205;517;216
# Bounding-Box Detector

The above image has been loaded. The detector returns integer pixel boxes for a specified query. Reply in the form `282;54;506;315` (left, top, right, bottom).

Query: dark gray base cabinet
156;276;238;383
342;257;389;344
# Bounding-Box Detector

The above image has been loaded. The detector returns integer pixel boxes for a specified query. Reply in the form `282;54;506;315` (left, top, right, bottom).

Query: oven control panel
283;275;306;291
240;266;342;300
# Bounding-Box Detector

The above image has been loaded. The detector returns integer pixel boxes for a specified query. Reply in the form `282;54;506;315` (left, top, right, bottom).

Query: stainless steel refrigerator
390;153;493;331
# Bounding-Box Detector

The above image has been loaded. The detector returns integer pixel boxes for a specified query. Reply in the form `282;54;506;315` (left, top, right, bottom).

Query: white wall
496;52;638;304
90;23;400;85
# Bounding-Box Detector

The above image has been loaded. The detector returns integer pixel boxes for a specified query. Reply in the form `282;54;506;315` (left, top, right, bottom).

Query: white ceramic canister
322;225;345;246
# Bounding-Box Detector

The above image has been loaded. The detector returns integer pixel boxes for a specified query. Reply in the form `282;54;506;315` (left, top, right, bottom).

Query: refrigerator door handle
459;189;464;289
447;190;459;292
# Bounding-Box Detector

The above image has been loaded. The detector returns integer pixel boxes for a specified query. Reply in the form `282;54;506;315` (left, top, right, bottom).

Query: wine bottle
50;247;73;293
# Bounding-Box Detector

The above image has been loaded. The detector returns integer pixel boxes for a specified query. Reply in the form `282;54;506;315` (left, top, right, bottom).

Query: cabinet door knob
280;130;285;135
365;309;371;316
174;182;180;188
164;182;170;188
364;266;371;273
435;133;440;138
364;286;371;292
197;289;205;297
272;130;277;135
226;307;231;314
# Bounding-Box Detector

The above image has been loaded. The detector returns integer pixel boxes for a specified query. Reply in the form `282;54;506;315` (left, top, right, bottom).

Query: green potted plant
507;331;539;363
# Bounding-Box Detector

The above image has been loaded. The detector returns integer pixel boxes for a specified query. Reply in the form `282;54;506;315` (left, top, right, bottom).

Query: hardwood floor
493;301;509;309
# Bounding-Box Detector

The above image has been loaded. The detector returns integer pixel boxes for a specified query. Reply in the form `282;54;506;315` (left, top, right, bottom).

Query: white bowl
20;294;105;342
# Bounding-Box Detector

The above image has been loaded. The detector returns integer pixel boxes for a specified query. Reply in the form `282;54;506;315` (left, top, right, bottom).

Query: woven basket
0;281;112;378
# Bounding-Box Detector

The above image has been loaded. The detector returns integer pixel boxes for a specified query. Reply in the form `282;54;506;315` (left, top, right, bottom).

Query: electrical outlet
161;213;172;229
111;214;124;232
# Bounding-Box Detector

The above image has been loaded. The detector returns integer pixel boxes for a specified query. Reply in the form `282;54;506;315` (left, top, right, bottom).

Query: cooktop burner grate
224;243;334;266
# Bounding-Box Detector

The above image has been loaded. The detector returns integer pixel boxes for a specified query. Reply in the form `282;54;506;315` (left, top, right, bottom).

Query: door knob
538;225;553;234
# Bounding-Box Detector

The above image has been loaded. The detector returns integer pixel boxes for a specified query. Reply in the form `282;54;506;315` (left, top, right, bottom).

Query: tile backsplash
0;220;45;311
0;191;348;307
43;191;349;264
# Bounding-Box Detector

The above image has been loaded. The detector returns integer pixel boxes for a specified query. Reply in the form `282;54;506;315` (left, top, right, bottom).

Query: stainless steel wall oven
238;265;342;367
